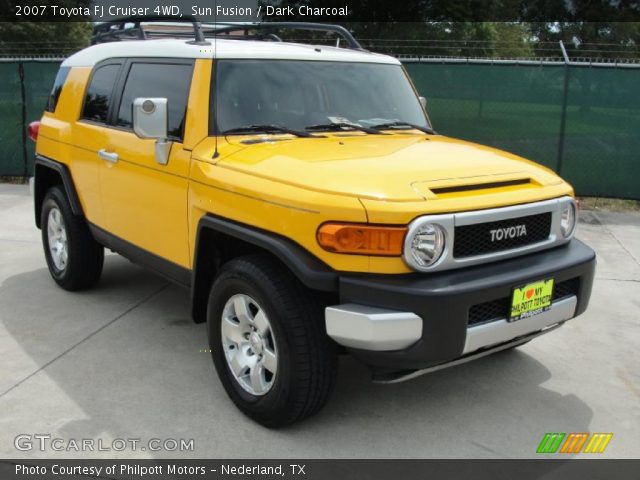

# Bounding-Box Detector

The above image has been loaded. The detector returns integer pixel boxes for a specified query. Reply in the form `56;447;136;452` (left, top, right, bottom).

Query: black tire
41;186;104;291
207;254;337;428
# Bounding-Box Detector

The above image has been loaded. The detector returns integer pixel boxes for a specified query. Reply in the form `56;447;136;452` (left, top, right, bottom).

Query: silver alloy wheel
47;207;68;271
221;294;278;396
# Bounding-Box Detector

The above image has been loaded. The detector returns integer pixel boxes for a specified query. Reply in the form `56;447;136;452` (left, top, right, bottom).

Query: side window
116;62;193;140
46;67;70;113
81;64;120;123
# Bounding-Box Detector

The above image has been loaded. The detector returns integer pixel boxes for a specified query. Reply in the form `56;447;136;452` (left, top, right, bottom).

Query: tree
0;0;92;56
258;0;638;60
492;23;535;58
524;1;640;59
0;23;92;56
529;22;640;60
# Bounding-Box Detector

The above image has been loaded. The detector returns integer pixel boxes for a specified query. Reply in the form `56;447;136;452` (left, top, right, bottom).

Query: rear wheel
207;254;337;427
41;186;104;291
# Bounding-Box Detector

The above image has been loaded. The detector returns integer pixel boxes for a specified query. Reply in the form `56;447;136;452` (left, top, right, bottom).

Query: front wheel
207;254;337;427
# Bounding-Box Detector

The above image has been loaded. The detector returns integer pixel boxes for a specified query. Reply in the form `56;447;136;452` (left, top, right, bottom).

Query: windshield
214;60;430;134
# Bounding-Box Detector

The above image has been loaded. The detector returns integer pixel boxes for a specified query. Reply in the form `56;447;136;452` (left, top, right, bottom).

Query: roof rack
91;18;363;50
210;22;363;50
92;16;210;45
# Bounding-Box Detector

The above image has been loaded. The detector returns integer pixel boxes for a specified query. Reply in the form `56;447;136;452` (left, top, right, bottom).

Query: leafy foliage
0;0;92;56
259;0;639;59
0;23;91;56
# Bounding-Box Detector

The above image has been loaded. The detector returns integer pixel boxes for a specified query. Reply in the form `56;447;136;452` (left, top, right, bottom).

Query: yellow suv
31;21;595;427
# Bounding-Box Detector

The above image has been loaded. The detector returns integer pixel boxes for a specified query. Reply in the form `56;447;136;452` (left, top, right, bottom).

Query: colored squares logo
537;433;613;454
560;433;589;453
584;433;614;454
537;433;565;453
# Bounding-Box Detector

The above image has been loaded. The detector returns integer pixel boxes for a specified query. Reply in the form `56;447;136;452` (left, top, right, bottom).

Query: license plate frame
510;278;555;322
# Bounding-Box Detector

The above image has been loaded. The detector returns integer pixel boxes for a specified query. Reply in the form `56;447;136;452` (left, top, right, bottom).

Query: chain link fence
0;57;638;199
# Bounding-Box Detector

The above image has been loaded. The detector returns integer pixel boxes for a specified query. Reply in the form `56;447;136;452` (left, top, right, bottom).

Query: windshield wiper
222;124;314;138
305;122;388;135
369;121;435;135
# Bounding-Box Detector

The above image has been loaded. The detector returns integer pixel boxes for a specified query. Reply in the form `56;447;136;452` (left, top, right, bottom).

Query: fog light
406;222;446;268
560;201;577;238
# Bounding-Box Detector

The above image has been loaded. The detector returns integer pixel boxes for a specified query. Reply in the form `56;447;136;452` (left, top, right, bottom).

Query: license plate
510;278;554;321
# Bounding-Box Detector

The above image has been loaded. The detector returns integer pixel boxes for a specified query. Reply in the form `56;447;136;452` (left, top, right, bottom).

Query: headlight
405;222;446;269
560;201;577;238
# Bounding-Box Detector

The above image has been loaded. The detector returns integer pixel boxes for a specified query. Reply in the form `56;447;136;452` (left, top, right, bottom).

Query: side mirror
133;97;171;165
419;96;427;110
133;98;167;138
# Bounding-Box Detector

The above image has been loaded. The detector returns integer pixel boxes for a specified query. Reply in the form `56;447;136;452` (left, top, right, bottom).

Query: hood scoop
240;137;293;145
412;175;539;200
430;178;532;195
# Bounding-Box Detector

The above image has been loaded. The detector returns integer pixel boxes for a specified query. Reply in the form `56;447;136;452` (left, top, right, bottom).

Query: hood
215;134;564;202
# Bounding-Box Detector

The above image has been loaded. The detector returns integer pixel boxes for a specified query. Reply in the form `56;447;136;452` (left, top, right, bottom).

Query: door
72;60;123;228
97;59;195;272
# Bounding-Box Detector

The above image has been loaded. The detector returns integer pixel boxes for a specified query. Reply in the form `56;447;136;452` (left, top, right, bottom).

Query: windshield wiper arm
369;121;435;135
305;122;388;135
222;124;314;138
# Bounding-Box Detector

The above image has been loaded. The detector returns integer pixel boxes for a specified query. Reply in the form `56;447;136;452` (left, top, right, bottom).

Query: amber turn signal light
317;223;407;256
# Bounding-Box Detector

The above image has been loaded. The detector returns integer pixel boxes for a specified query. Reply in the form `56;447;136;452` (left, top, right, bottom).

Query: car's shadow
0;256;593;459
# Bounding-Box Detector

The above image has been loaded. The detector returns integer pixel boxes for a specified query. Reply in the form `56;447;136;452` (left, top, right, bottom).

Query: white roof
62;38;400;67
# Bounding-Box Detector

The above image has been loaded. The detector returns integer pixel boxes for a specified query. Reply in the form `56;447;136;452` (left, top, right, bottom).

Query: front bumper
326;239;595;373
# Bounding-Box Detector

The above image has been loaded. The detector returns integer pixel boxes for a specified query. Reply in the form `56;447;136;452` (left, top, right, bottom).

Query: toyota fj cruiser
30;20;595;427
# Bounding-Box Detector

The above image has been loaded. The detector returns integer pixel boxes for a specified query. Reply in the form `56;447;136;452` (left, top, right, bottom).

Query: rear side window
116;62;193;140
81;64;120;123
46;67;70;113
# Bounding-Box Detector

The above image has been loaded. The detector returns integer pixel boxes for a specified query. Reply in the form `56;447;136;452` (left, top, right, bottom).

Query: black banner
1;0;640;22
2;460;640;480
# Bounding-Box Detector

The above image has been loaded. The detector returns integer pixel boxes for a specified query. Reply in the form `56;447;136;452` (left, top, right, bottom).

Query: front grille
454;212;552;258
467;277;580;326
552;277;580;301
468;297;510;326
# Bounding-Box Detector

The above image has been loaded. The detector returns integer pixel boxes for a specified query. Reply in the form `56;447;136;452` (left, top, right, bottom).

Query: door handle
98;149;119;163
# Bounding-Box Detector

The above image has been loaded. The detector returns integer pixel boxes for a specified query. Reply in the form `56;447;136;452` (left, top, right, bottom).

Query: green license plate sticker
510;279;554;321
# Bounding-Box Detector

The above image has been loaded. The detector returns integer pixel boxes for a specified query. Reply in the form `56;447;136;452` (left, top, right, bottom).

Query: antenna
212;1;220;159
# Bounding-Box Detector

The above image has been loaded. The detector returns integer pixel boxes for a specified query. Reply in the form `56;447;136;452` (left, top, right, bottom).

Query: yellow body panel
220;133;564;201
189;141;369;272
36;60;575;275
97;129;191;266
183;60;212;151
200;133;572;273
38;67;107;226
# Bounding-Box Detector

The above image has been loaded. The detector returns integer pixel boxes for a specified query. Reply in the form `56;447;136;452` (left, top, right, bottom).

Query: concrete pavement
0;183;638;459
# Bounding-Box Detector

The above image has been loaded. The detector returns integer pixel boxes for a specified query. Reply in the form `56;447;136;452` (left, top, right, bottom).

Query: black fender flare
191;214;338;322
34;155;84;228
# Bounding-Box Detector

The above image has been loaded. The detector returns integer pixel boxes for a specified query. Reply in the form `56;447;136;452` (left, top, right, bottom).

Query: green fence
405;61;640;199
1;59;638;199
0;60;61;177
